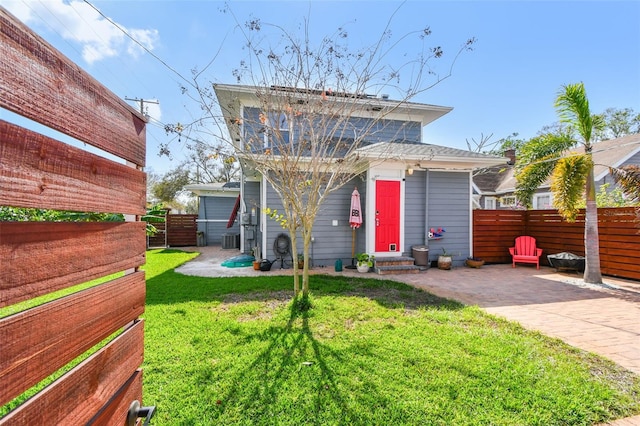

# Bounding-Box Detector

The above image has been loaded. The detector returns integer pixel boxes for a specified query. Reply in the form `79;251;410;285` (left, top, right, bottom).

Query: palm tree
515;83;604;283
609;164;640;223
609;165;640;203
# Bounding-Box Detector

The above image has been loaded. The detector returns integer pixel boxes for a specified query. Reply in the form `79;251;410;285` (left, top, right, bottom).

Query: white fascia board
213;84;453;126
594;144;640;182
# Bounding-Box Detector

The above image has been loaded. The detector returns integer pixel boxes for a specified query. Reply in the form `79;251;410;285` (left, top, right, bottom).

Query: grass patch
0;272;123;319
141;249;640;425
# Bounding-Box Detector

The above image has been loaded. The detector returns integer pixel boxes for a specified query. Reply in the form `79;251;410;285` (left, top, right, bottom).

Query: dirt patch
215;290;292;322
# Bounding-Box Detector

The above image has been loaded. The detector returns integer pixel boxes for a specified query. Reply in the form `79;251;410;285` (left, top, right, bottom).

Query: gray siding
243;181;261;253
243;106;421;145
623;150;640;167
403;170;427;253
198;195;240;245
264;176;366;267
425;171;471;266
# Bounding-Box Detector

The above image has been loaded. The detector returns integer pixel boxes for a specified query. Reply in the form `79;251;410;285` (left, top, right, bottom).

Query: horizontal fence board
0;221;146;307
0;321;144;425
0;121;146;215
473;207;640;279
0;9;146;166
90;369;143;426
602;267;640;281
147;225;167;248
0;272;145;406
167;214;197;246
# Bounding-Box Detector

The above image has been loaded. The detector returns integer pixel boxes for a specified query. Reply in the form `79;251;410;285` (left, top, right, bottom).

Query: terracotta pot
465;259;485;268
253;261;260;270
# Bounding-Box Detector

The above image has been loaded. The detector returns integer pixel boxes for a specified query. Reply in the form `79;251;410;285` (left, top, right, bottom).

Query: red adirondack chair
509;236;543;269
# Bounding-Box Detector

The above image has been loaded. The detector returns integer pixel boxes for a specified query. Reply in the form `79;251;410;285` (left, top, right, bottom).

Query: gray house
213;84;507;267
474;134;640;210
184;182;241;246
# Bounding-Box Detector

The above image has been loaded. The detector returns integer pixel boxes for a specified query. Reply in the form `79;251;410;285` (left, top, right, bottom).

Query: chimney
504;149;516;165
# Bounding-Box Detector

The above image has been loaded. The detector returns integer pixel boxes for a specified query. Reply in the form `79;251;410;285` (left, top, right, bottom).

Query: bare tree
172;7;475;298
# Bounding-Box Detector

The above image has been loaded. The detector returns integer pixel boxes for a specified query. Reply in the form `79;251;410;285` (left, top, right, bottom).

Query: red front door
375;180;400;252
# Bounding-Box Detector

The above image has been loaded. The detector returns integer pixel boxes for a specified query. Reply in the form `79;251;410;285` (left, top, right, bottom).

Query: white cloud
127;28;159;59
0;0;159;64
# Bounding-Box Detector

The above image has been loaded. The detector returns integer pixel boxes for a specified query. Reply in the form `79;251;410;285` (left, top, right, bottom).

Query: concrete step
375;256;416;267
375;265;422;275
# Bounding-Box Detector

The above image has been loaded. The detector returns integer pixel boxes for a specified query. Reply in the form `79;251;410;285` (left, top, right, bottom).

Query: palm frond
550;155;592;222
514;133;575;207
554;83;604;147
142;204;167;236
608;165;640;203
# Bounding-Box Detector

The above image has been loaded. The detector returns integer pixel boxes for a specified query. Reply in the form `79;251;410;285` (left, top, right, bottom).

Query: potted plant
252;246;261;271
297;253;304;269
356;253;374;273
465;256;485;268
437;248;453;270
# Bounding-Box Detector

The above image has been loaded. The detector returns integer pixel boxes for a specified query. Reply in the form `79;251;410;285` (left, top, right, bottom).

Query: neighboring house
184;182;241;246
213;84;507;267
474;134;640;209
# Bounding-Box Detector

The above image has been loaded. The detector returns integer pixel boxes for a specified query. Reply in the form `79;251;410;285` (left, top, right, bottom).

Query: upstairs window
263;111;290;147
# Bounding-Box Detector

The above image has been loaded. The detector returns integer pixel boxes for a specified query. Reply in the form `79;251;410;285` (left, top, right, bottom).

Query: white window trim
484;197;497;209
533;192;553;209
500;196;516;207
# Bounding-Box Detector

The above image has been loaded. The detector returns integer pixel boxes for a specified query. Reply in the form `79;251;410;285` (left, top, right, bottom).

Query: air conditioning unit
222;233;239;249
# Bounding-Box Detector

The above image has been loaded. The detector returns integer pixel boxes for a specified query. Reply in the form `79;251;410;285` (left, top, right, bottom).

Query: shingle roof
473;165;512;193
486;134;640;193
356;142;508;169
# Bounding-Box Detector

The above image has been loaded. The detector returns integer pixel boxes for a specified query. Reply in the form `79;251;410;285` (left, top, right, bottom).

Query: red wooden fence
473;208;640;281
1;8;148;424
147;214;198;248
167;214;198;246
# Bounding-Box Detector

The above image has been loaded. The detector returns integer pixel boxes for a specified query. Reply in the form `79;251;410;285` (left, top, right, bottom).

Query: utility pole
125;97;159;118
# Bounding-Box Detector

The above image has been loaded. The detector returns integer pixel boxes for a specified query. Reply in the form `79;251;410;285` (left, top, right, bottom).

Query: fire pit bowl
547;252;585;272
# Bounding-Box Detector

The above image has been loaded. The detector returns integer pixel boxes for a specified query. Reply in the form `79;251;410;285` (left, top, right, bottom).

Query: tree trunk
289;227;300;295
583;167;602;284
301;229;312;297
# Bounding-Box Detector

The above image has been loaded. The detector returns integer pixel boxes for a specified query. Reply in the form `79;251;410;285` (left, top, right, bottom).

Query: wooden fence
473;207;640;280
1;8;149;424
147;214;198;247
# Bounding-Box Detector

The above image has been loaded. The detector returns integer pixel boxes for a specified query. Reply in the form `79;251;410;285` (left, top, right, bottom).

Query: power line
125;97;159;117
82;0;194;89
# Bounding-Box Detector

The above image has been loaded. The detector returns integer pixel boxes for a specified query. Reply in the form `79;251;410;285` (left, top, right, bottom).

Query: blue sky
2;0;639;174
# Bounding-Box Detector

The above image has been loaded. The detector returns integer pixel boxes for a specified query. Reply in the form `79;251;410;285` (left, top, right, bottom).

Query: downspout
424;169;429;245
240;164;247;254
202;195;207;243
468;171;474;258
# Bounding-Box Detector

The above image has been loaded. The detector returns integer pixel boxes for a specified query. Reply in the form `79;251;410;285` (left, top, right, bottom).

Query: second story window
264;111;290;147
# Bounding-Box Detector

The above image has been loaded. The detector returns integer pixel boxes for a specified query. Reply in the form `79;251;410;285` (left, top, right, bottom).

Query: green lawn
142;249;640;425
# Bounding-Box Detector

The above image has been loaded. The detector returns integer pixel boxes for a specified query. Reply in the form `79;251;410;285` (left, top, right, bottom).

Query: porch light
407;167;414;175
